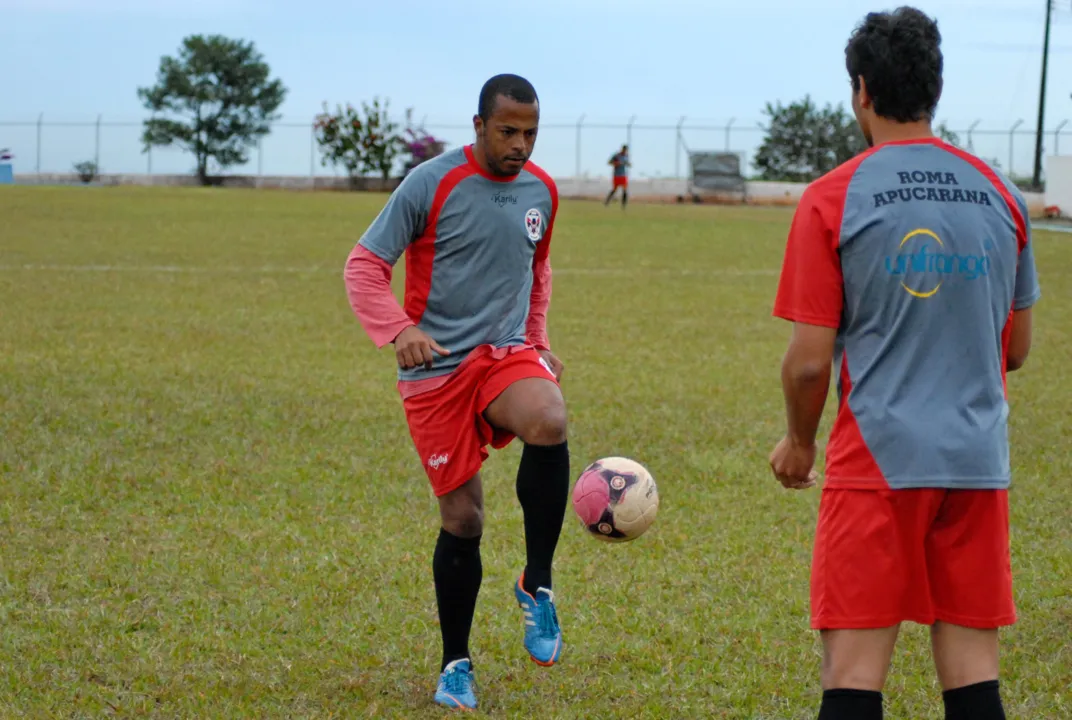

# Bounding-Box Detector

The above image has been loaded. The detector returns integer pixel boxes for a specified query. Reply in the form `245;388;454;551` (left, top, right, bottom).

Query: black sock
516;441;570;595
818;689;883;720
432;528;482;671
622;191;628;207
943;680;1005;720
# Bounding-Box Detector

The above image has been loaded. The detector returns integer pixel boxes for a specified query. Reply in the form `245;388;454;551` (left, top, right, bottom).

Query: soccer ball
571;457;659;542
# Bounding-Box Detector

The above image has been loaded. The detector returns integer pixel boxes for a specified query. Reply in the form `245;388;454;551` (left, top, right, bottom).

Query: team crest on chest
524;208;544;243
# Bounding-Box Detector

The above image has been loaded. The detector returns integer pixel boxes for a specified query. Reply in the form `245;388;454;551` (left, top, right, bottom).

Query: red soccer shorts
810;488;1015;630
613;176;628;188
400;344;558;497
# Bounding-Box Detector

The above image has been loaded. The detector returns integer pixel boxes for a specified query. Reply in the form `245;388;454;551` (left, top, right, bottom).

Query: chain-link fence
2;114;1068;182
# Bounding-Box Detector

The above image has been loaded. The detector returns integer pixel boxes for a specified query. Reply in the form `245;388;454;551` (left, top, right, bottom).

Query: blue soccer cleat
434;658;477;711
514;573;563;666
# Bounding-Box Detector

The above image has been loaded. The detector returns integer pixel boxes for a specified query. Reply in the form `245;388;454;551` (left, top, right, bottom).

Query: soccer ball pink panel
571;457;659;542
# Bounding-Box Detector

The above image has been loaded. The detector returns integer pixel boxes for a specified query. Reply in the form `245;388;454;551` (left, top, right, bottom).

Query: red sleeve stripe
521;162;558;350
524;161;559;231
404;165;476;323
526;162;558;265
825;148;878;248
940;144;1028;252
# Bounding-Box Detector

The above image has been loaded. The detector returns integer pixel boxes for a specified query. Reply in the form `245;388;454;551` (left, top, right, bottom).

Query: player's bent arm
344;245;414;348
525;252;552;351
781;322;837;447
525;173;558;352
1008;225;1041;372
343;170;432;348
1006;308;1033;372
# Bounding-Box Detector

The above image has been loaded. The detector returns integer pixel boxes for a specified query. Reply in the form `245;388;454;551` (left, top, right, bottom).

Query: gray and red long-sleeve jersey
774;137;1042;491
345;145;558;397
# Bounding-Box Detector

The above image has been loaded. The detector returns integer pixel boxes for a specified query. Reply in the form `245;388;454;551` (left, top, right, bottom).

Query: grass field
1;186;1069;719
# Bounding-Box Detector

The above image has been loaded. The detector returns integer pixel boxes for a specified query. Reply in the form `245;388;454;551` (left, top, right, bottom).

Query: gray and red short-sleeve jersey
359;146;558;383
774;137;1041;491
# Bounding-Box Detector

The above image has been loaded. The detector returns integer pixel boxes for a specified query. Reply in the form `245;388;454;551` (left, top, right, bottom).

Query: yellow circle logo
898;228;943;299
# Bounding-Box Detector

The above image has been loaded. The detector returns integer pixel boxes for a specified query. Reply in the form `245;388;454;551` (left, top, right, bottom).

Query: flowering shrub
403;127;446;165
314;97;403;182
399;108;446;176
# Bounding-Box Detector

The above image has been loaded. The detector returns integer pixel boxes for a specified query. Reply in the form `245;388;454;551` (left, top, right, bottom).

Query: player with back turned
344;74;569;711
768;7;1040;720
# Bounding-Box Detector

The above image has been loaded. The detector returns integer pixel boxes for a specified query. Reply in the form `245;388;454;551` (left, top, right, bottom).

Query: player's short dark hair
845;6;943;122
478;74;538;121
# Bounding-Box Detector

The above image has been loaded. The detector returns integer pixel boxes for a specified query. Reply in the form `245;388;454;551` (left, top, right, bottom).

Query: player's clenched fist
393;326;451;370
769;436;819;490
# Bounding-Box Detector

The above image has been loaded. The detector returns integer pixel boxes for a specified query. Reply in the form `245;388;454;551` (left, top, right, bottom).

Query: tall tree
138;35;286;184
753;96;867;182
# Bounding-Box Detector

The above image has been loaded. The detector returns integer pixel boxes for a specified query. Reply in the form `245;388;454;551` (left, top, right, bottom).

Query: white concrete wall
555;176;806;205
11;172;396;192
11;171;1045;213
555;176;1044;212
14;171;802;204
1044;156;1072;216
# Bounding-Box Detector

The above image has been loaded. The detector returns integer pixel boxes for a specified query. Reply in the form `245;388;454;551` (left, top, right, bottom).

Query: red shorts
400;345;558;497
613;176;628;188
811;488;1015;630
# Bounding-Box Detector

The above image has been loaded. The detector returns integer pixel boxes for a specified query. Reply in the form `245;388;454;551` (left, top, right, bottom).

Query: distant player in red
769;8;1039;720
604;144;630;208
345;74;569;711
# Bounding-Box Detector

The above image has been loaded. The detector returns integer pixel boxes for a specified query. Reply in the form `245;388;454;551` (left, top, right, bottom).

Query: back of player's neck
871;120;935;147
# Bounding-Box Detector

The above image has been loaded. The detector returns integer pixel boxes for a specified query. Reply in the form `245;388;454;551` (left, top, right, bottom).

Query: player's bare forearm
781;354;830;447
780;323;837;447
1006;307;1033;371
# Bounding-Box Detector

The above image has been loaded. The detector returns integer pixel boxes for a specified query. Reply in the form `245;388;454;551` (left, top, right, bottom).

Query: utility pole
1032;0;1055;190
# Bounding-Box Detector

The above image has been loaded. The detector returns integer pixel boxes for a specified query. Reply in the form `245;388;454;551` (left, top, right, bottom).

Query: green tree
753;96;867;182
314;97;404;183
138;35;286;185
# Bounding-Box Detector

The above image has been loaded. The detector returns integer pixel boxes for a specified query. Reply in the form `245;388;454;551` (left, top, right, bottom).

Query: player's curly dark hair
845;6;943;123
478;74;538;121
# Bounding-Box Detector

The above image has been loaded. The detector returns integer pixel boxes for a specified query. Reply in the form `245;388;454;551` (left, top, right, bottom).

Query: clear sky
2;0;1071;179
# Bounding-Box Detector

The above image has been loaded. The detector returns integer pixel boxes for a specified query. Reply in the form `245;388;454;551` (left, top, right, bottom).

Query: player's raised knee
519;403;568;446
